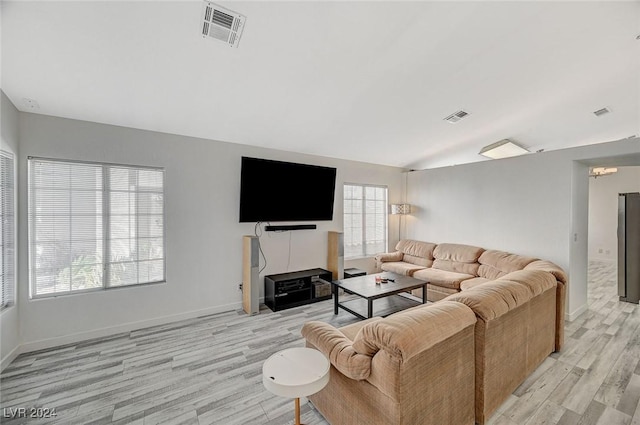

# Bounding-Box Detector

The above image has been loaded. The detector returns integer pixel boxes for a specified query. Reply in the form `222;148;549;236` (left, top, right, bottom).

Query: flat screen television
239;157;337;222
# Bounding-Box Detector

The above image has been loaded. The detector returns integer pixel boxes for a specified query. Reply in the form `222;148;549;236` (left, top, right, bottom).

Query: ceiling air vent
444;110;470;124
201;1;246;48
593;107;610;117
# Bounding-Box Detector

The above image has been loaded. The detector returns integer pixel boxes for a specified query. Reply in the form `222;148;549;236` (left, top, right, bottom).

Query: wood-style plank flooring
1;260;638;425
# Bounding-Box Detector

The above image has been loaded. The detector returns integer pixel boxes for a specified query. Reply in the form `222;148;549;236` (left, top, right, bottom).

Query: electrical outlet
605;249;610;255
238;283;243;291
598;248;603;254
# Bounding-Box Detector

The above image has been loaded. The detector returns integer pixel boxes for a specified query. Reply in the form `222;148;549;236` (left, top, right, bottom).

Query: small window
1;150;15;309
343;184;388;259
28;158;165;297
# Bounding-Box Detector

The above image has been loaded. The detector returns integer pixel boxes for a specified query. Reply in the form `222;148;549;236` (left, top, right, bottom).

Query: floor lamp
390;203;411;242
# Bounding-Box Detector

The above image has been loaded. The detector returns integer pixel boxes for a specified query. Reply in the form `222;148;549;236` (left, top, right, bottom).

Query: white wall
1;92;20;369
588;166;640;261
406;137;640;320
16;112;403;351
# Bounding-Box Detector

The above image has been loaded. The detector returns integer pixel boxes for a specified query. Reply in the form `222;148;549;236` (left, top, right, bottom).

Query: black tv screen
239;157;337;222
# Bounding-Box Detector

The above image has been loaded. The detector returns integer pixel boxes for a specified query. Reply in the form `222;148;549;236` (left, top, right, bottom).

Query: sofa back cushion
395;239;437;267
478;250;538;280
352;301;475;361
432;243;484;276
444;281;531;321
524;260;568;284
500;269;557;297
444;270;556;321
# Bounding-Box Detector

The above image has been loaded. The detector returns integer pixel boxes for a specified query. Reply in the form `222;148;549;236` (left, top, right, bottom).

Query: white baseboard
566;303;588;322
1;344;22;372
19;300;245;355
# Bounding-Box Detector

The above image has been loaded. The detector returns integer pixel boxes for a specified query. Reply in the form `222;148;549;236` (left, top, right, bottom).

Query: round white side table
262;347;330;425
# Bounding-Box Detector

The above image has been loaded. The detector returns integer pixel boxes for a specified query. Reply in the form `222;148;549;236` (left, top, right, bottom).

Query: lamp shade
390;204;411;215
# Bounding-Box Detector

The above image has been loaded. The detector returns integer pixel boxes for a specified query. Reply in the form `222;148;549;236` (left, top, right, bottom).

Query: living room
1;1;639;424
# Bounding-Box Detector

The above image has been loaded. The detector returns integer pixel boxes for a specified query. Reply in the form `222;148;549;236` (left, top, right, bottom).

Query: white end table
262;347;330;425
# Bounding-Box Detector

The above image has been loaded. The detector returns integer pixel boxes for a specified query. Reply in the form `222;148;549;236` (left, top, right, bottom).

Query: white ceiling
2;1;639;169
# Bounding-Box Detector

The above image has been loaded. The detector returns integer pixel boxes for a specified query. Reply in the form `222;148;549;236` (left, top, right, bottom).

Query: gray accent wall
14;112;404;354
406;137;640;320
1;91;20;368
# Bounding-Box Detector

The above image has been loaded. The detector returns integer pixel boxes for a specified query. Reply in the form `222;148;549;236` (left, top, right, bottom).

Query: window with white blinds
28;158;165;297
344;184;387;259
1;151;15;309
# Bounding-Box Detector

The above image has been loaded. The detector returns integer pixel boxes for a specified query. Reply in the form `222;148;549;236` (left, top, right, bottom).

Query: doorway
587;166;640;304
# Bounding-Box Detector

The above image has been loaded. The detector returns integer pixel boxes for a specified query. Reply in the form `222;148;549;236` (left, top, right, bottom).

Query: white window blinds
28;158;165;297
344;184;387;259
1;151;15;309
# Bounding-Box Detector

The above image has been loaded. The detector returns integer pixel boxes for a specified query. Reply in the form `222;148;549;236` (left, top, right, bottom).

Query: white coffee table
262;347;330;425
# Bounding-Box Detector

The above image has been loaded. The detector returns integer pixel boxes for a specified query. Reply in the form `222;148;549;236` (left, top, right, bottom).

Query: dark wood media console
264;268;333;312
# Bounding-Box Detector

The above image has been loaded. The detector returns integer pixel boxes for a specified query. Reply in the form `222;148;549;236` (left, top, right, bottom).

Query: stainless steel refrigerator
618;192;640;304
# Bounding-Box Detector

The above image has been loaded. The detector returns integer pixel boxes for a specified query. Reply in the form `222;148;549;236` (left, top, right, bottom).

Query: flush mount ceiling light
479;139;529;159
589;167;618;178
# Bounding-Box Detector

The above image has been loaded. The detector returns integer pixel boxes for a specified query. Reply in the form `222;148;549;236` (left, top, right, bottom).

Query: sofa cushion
523;260;568;284
433;243;484;276
434;243;485;263
460;277;490;291
381;262;426;276
444;281;532;321
478;250;538;280
500;270;556;297
411;284;458;302
412;268;475;290
396;239;437;259
395;240;437;267
352;301;476;361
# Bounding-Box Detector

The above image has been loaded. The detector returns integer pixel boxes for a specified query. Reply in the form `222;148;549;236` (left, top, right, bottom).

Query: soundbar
265;224;317;231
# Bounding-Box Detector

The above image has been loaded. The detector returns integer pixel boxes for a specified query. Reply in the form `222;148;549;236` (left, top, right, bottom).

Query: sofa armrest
523;260;567;351
524;260;567;284
301;321;372;380
374;251;403;263
373;251;403;269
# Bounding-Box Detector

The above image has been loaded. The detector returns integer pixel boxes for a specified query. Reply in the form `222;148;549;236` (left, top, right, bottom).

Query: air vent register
201;2;246;48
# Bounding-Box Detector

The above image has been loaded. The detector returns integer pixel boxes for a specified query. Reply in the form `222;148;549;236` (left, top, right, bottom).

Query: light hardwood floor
1;261;638;425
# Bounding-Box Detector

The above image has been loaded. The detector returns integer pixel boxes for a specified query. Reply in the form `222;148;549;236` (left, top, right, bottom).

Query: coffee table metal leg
422;284;427;304
367;299;373;318
333;285;338;315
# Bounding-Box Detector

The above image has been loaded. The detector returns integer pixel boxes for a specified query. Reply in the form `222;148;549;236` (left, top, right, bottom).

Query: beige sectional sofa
375;239;567;351
302;301;477;425
301;240;567;425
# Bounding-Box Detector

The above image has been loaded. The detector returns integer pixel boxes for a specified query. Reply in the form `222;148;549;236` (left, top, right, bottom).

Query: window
1;151;15;309
28;158;165;297
344;184;387;259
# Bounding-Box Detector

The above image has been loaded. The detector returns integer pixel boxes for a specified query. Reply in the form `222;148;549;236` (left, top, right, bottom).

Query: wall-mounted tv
239;157;337;223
